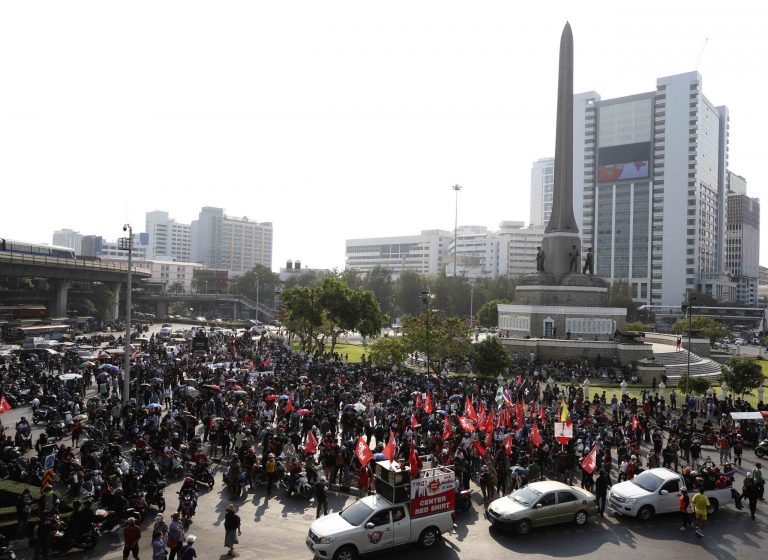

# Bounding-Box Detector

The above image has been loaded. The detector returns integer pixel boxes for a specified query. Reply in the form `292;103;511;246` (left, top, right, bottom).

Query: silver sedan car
486;481;599;535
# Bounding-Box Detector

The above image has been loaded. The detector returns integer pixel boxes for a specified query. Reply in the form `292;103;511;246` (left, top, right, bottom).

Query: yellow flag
560;399;569;422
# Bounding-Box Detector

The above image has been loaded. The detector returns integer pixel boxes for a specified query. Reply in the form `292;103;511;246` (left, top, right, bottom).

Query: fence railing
0;252;151;276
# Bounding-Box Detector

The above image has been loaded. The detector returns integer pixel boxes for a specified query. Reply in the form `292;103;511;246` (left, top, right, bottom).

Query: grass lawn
289;341;368;363
758;359;768;378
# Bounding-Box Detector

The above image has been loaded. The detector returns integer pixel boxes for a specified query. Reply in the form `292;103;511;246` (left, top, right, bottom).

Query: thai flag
502;388;513;408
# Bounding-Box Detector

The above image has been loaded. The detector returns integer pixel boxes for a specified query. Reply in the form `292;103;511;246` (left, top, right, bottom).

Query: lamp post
681;295;696;397
255;275;260;323
118;225;133;405
469;283;474;328
421;291;434;375
452;184;462;277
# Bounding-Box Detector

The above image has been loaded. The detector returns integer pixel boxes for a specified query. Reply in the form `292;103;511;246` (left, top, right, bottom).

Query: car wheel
333;545;359;560
637;506;654;521
516;519;532;536
707;498;719;516
419;527;440;548
574;510;588;526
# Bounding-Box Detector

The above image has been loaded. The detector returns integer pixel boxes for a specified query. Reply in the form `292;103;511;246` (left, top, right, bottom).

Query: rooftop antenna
695;37;709;70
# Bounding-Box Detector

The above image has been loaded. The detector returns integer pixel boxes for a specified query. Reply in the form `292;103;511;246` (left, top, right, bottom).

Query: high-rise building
498;222;546;277
191;207;272;274
345;230;453;277
52;229;83;254
726;171;760;306
446;226;500;278
145;211;192;262
529;158;554;227
80;235;103;258
579;71;733;306
760;266;768;286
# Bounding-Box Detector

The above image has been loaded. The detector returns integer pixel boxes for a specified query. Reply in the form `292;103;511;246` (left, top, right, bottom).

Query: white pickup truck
609;467;732;521
306;494;454;560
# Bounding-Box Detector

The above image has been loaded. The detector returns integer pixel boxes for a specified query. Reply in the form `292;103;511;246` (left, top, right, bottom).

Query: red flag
531;421;542;447
415;392;422;411
423;390;433;414
515;400;524;428
580;443;599;474
478;401;486;423
458;415;475;432
409;444;422;477
383;431;397;461
410;414;420;429
0;396;10;413
485;431;493;448
517;374;522;386
284;400;294;414
631;416;639;431
443;415;453;440
539;406;546;421
305;431;318;454
355;436;374;468
485;409;494;433
465;397;478;422
503;434;514;456
472;439;486;457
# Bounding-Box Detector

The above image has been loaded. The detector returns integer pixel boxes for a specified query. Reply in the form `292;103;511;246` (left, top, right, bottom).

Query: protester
122;517;141;560
224;504;242;557
690;484;710;537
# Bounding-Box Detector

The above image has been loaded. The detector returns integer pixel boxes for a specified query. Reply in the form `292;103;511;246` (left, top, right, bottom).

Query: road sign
44;454;56;470
40;468;54;490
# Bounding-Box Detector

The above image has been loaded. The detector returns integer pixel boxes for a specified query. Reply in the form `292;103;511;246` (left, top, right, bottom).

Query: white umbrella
353;403;367;413
59;373;83;381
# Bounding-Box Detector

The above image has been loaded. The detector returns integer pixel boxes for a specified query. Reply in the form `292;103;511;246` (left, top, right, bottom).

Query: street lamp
118;224;133;405
681;295;696;397
452;184;462;277
255;275;260;323
421;291;434;375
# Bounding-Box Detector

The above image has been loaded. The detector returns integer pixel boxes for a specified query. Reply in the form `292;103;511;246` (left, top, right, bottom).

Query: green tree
368;336;409;369
363;266;394;319
477;299;513;328
471;336;511;376
280;286;323;352
401;312;471;373
231;265;280;304
721;358;764;395
625;321;652;332
475;275;517;302
166;281;184;294
338;268;365;291
394;270;427;316
680;374;711;396
672;316;729;344
90;284;116;323
284;269;327;289
351;289;389;340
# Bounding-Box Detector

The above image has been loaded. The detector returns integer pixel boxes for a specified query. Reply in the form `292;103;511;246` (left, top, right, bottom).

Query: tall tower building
529;158;554;227
726;171;760;306
191;207;272;274
145;211;192;262
52;229;83;254
580;71;732;305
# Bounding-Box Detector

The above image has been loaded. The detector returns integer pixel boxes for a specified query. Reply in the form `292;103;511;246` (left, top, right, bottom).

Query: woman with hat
224;504;242;557
179;535;197;560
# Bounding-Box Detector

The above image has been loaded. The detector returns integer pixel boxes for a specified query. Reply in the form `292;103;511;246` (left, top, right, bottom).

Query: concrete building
579;72;733;306
52;229;83;255
104;258;203;291
80;235;103;258
498;222;546;277
760;266;768;286
100;237;148;260
191;207;273;275
726;172;760;306
145;211;192;262
345;230;453;277
445;226;500;278
529;158;554;227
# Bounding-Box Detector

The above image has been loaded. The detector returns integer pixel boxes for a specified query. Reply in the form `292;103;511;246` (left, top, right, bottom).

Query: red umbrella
297;409;312;415
232;385;243;391
225;378;236;383
265;395;278;401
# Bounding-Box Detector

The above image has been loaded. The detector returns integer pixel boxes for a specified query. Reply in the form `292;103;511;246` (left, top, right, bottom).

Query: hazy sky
1;1;765;272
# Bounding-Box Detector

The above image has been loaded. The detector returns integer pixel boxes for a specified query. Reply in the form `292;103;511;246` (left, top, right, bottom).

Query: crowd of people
0;324;766;557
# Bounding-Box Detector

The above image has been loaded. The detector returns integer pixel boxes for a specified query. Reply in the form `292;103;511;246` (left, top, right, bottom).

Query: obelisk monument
541;22;580;277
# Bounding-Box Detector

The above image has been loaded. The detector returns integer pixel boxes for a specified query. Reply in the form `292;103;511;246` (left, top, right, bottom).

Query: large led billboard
597;141;651;182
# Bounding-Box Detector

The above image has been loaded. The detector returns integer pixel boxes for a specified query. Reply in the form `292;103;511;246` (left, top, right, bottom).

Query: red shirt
124;524;141;547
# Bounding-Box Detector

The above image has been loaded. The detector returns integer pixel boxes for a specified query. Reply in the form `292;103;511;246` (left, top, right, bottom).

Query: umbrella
183;379;198;387
449;394;463;402
73;414;88;422
436;410;449;417
58;373;83;381
145;403;161;409
140;383;152;388
233;390;248;397
202;385;221;392
372;453;388;461
278;395;289;401
263;386;275;391
232;385;243;391
99;364;119;373
342;404;354;411
187;387;200;397
353;403;366;413
225;378;236;383
265;395;278;401
297;409;312;416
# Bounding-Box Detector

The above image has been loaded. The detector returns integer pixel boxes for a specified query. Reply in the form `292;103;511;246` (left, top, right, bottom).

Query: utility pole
119;225;133;405
452;184;462;277
682;295;696;397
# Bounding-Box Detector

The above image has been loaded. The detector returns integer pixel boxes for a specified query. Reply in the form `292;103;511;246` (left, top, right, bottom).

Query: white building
726;172;760;306
579;72;733;306
498;222;546;277
100;239;148;259
104;258;204;292
445;226;500;278
529;158;554;227
191;207;273;275
52;229;83;255
145;211;192;262
345;230;453;277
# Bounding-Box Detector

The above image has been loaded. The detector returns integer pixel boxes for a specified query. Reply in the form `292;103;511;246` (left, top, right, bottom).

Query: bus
1;324;72;345
0;305;47;321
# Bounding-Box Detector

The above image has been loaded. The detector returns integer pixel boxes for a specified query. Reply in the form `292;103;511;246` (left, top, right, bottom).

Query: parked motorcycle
756;439;768;459
283;470;313;500
454;489;473;513
0;534;16;560
50;517;100;552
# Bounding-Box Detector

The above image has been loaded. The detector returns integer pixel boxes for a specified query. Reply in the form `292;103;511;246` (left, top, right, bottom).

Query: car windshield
632;471;665;492
339;501;374;526
509;487;542;506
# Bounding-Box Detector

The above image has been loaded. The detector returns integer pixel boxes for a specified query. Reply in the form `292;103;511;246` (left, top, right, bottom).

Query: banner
531;421;542;447
464;397;478;422
383;432;397;461
554;421;573;444
355;436;373;468
304;432;318;454
423;390;433;414
580;443;598;474
409;471;455;518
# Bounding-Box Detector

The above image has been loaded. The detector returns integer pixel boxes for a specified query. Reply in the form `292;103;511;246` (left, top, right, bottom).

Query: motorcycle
756;439;768;459
454;489;473;513
145;481;167;512
224;467;245;499
0;534;16;560
283;470;313;500
45;421;67;439
191;462;215;487
32;407;54;425
50;517;100;552
179;490;197;529
14;427;32;453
